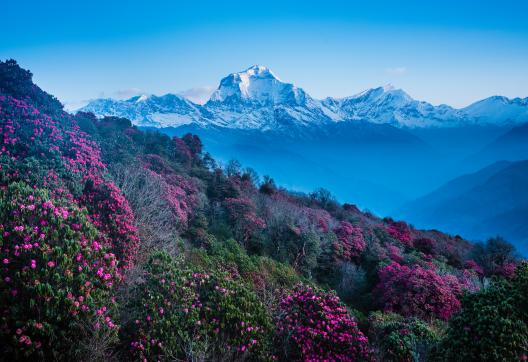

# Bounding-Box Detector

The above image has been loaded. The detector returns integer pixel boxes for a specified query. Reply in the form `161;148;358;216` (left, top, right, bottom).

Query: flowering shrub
0;182;119;360
0;94;139;269
172;136;193;166
333;221;365;261
80;178;139;268
276;285;371;361
181;133;203;156
413;237;435;255
224;197;265;244
124;252;273;361
141;154;200;228
387;245;404;263
457;269;481;293
435;264;528;361
375;262;462;321
494;261;517;278
304;207;331;233
471;237;518;278
464;259;484;277
386;221;413;246
368;312;439;362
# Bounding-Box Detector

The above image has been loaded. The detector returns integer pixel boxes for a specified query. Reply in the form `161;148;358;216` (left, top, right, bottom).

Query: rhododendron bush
368;312;439;362
141;154;200;228
386;220;413;246
224;197;265;244
333;221;366;261
0;95;139;268
276;285;371;361
0;182;119;359
375;262;462;321
434;263;528;361
123;252;272;361
80;178;139;267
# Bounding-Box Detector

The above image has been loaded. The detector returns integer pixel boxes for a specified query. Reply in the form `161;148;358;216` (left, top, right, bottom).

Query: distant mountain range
468;122;528;168
397;160;528;255
80;65;528;130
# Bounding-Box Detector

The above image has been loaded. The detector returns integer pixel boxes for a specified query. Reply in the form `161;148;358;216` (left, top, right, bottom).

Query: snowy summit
80;66;528;130
208;65;308;107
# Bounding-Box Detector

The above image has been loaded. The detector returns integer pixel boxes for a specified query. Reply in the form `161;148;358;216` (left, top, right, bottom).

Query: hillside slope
468;122;528;168
398;160;528;255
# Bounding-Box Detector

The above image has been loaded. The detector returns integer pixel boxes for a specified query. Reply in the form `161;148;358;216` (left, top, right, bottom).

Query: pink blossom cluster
224;197;266;243
80;178;139;268
277;285;371;361
386;221;413;246
0;183;119;357
464;259;484;277
333;221;366;261
387;245;404;263
494;261;517;278
172;136;193;166
142;154;199;227
303;207;332;233
375;262;462;321
128;264;270;360
0;95;139;269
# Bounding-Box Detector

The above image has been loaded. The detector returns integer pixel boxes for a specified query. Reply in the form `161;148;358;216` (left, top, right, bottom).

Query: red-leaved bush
224;197;265;243
375;262;462;321
141;154;200;228
276;285;371;361
80;178;139;268
386;221;413;246
333;221;366;261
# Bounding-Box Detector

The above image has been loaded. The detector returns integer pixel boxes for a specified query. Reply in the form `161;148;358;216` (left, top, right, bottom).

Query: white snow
209;65;306;106
462;96;528;125
149;113;195;127
136;94;150;103
79;66;528;130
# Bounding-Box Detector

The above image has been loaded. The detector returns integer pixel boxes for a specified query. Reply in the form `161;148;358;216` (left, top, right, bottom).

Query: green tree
434;262;528;361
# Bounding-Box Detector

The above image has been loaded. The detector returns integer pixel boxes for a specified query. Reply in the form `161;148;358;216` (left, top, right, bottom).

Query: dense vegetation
0;59;526;361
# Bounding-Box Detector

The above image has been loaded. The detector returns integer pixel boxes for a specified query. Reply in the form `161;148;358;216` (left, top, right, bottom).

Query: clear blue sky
2;0;528;109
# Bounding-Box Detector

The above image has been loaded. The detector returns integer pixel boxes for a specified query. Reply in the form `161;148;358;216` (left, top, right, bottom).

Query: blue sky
3;0;528;108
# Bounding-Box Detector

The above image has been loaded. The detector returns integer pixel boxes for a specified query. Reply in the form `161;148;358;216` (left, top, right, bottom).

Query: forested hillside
1;59;526;361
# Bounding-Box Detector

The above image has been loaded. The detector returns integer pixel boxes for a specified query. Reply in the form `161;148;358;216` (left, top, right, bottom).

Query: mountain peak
208;65;307;106
243;65;279;79
346;84;409;103
383;83;396;92
126;94;151;103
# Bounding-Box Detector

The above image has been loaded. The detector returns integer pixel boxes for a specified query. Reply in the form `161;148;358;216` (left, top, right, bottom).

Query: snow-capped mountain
80;93;209;128
79;65;528;130
462;96;528;125
208;65;306;105
204;65;334;130
322;85;467;128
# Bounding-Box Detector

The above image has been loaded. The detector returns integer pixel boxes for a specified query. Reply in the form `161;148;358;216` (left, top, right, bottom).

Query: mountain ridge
396;159;528;255
79;65;528;130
